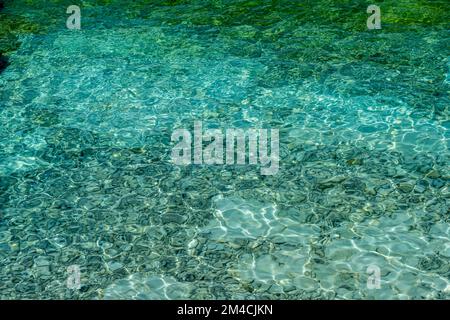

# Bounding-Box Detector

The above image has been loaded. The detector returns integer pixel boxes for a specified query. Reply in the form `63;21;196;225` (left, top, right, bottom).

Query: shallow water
0;0;449;299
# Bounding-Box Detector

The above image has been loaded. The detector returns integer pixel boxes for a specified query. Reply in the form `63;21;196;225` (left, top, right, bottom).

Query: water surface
0;0;449;299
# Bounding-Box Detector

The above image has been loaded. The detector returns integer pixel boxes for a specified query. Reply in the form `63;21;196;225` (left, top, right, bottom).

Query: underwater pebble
161;213;187;224
397;182;414;193
187;239;198;249
108;262;124;272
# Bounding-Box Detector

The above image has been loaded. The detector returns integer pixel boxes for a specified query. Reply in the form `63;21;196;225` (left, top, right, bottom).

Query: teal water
0;0;449;299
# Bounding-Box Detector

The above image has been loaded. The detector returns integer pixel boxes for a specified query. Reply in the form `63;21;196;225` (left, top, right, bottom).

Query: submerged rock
397;182;414;193
317;175;347;190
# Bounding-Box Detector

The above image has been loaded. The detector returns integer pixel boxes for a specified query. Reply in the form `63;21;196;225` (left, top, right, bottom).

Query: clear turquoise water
0;0;449;299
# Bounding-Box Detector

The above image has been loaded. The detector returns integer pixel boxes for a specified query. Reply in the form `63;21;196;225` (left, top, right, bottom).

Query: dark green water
0;0;449;299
